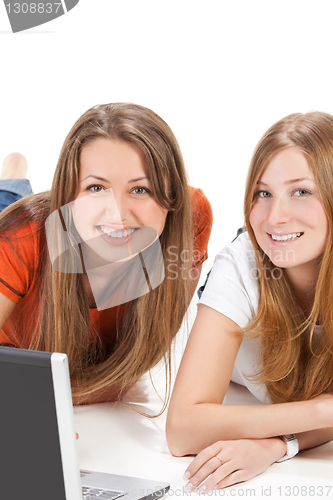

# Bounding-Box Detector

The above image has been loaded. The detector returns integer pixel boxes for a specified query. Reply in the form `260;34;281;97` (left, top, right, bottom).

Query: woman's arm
166;304;333;456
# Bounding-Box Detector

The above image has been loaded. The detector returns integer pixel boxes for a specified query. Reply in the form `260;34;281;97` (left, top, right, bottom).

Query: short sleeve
198;232;259;329
0;223;39;303
190;187;213;269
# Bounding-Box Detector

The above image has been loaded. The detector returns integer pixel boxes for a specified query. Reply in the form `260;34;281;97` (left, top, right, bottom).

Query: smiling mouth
95;225;140;247
268;232;304;242
98;226;137;239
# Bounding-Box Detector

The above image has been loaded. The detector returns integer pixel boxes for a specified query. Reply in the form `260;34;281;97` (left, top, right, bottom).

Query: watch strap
276;434;299;462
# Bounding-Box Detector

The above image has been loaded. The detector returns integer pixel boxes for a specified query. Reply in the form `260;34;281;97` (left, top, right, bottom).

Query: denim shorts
0;179;33;212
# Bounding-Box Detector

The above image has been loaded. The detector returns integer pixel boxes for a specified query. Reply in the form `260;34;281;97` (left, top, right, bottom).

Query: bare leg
0;153;28;180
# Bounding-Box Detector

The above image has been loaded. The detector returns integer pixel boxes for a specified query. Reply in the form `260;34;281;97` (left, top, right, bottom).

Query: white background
2;6;333;494
1;0;333;274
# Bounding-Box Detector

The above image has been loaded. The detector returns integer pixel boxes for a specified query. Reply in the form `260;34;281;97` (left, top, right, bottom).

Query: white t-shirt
199;231;270;403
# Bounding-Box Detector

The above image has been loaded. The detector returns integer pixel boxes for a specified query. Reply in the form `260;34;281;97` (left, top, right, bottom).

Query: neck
285;261;320;317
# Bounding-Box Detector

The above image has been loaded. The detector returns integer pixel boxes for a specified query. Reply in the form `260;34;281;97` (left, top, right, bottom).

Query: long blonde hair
0;103;193;409
244;112;333;403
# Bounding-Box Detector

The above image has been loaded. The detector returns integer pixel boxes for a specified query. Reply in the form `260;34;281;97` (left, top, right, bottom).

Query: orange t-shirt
0;187;212;347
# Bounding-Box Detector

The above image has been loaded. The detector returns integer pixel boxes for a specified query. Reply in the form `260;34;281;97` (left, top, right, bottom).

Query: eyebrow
128;176;148;184
80;175;149;184
257;177;314;186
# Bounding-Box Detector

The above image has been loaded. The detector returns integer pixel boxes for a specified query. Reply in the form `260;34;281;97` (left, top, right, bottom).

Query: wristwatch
276;434;299;462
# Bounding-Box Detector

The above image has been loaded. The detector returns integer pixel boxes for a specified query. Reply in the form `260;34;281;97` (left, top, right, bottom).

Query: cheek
151;206;168;236
71;196;97;235
249;201;269;231
136;200;168;235
315;210;329;245
249;206;261;233
72;208;86;238
305;202;328;235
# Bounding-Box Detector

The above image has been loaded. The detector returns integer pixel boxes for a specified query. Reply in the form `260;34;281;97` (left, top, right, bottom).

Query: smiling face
249;147;328;283
72;138;168;263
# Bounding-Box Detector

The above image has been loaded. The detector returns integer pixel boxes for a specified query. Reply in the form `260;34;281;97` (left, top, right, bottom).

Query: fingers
186;461;246;494
184;442;237;493
183;438;274;491
195;460;236;492
185;456;225;490
183;441;223;480
215;469;246;490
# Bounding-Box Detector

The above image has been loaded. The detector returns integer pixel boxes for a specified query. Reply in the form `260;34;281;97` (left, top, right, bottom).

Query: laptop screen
0;348;67;499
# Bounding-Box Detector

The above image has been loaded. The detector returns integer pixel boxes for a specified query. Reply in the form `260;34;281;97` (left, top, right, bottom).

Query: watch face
284;434;299;457
284;434;296;441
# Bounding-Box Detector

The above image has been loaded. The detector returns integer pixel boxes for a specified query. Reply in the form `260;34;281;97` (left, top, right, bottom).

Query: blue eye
293;189;311;196
253;190;271;199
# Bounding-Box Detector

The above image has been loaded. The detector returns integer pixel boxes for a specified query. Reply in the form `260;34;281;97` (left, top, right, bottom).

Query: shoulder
188;187;213;267
1;220;42;253
212;231;259;286
189;186;213;227
214;231;256;269
199;231;259;328
0;220;43;301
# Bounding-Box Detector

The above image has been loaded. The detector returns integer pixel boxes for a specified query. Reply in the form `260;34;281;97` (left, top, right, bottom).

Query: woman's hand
183;438;286;491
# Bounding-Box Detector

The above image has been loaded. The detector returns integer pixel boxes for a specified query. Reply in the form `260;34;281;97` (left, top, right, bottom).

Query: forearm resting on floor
166;396;333;456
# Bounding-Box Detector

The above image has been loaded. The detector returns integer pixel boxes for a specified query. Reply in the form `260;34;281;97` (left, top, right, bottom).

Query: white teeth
270;232;302;241
99;227;135;238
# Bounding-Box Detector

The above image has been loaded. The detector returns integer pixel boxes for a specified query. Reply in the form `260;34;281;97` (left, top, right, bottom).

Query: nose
267;197;291;226
104;190;130;223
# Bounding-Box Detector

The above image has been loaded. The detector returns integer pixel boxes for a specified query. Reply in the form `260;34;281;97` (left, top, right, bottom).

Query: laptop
0;346;170;500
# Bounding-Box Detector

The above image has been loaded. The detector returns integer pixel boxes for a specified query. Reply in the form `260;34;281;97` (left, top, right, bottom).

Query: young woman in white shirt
166;111;333;490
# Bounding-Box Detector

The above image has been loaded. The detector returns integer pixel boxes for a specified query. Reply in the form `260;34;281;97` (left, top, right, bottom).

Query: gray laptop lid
0;347;170;500
0;347;68;499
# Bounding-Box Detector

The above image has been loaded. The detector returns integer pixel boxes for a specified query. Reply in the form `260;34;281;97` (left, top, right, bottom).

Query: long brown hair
0;103;193;409
244;112;333;403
